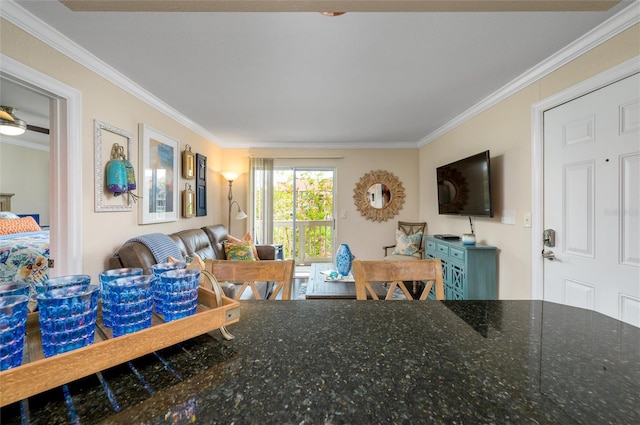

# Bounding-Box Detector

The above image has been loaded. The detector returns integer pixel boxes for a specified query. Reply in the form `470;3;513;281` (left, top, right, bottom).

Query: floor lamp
221;172;248;232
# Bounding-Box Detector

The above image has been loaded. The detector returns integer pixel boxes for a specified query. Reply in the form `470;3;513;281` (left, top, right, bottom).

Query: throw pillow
224;239;257;261
227;232;260;260
0;216;42;235
392;230;423;257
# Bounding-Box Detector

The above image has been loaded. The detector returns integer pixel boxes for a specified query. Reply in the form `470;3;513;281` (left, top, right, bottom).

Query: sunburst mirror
353;170;405;222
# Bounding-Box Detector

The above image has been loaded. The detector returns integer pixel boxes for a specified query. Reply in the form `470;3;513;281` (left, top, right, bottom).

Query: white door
543;73;640;327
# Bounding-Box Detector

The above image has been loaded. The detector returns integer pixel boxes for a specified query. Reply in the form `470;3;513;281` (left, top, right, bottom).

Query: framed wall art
195;153;207;217
94;120;133;212
138;124;179;224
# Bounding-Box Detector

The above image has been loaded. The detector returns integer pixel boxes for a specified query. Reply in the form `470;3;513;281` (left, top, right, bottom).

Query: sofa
108;224;277;298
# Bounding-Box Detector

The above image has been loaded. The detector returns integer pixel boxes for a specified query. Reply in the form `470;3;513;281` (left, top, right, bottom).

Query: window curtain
249;158;274;245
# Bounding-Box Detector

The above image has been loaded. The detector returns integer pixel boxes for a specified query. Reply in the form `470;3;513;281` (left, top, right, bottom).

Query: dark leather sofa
108;224;276;275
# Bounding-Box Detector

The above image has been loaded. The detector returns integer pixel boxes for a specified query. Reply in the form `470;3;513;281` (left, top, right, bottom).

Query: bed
0;211;50;307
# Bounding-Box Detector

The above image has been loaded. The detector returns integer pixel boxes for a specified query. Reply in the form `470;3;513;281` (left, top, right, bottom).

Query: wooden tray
0;287;240;407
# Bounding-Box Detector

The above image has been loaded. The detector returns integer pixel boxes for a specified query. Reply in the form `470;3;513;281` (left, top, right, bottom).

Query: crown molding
1;0;226;147
3;0;638;149
417;1;640;147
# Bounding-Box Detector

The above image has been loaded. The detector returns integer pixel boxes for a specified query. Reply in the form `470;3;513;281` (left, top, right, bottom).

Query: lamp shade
221;171;239;182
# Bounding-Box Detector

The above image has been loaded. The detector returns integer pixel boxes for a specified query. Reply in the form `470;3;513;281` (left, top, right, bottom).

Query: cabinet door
448;259;465;300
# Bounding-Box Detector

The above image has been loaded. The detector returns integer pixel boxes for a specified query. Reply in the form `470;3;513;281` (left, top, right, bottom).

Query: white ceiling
2;0;637;148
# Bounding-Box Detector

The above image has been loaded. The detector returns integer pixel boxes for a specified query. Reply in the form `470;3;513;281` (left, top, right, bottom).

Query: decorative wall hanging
182;183;195;218
94;120;134;212
139;124;179;224
182;144;195;180
353;170;405;222
195;153;207;217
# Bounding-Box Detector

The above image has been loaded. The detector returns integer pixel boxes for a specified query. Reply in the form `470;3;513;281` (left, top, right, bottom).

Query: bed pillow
0;211;20;219
0;216;41;235
392;230;423;257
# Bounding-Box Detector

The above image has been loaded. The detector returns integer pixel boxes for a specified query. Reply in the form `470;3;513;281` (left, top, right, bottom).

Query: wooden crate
0;287;240;407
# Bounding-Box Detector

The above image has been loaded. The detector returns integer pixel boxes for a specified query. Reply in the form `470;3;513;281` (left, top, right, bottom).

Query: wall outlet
524;212;532;228
341;209;347;219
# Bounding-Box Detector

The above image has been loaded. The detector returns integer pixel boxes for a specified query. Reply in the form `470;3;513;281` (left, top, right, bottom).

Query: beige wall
419;24;640;299
0;142;50;225
1;20;224;279
223;148;421;260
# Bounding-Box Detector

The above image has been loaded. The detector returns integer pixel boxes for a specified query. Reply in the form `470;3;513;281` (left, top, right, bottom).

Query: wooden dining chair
207;259;295;300
352;259;445;300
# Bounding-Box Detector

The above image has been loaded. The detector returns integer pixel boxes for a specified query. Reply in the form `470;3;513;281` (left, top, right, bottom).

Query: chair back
383;221;427;259
207;259;294;300
398;221;426;236
352;259;444;300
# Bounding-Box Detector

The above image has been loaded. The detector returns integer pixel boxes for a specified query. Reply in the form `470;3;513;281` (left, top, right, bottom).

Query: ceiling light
320;12;346;16
0;106;27;136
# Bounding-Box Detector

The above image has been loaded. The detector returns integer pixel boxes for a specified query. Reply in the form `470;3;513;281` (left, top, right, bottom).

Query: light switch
524;212;532;228
341;209;347;219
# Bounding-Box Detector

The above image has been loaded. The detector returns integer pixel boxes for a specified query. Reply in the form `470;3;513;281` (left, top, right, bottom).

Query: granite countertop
2;300;638;424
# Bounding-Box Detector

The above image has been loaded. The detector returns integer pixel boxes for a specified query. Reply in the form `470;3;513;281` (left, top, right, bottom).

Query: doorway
1;54;82;276
272;168;335;265
532;57;640;326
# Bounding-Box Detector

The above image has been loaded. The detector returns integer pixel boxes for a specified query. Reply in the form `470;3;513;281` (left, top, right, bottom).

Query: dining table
1;299;638;424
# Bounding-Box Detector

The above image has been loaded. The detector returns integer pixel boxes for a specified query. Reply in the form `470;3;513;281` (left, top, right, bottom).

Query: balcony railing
273;220;334;265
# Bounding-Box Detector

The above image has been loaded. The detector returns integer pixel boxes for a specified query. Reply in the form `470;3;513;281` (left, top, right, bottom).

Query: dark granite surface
2;300;638;424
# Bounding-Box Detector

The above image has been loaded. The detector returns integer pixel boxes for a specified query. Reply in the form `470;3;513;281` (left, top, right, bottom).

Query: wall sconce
182;182;195;218
182;144;195;179
221;172;248;232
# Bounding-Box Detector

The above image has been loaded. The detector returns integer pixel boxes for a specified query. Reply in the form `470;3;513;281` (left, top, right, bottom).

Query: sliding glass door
273;168;335;265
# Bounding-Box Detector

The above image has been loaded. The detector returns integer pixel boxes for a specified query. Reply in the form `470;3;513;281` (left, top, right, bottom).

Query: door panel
544;73;640;327
563;161;595;257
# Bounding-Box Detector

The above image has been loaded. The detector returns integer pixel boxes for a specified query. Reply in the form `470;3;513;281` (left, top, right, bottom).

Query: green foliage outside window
272;170;334;263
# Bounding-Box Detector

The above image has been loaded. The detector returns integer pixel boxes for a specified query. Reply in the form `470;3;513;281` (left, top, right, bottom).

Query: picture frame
139;124;179;224
94;120;133;212
195;153;207;217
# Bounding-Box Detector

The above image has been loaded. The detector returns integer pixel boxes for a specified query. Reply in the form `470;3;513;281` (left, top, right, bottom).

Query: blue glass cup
158;269;200;322
98;268;143;327
0;282;30;298
106;275;155;337
37;284;100;358
150;262;186;315
0;295;29;370
35;274;91;296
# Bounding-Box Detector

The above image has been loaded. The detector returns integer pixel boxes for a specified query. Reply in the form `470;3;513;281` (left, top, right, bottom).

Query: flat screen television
437;150;493;217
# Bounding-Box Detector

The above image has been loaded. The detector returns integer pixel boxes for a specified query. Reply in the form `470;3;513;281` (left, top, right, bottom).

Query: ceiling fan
0;106;49;136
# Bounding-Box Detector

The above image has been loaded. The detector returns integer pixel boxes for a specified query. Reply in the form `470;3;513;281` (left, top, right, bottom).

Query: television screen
437;150;493;217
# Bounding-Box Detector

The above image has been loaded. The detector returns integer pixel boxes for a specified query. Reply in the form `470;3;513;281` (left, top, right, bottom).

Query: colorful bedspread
0;231;50;302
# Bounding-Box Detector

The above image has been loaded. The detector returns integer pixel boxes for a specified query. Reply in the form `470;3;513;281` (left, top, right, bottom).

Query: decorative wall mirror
353;170;405;222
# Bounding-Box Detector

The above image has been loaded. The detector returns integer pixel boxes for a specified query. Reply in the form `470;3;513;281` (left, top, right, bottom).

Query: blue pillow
392;230;423;257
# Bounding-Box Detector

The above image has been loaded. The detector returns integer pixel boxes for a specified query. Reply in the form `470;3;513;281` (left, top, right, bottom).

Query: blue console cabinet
425;236;497;300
